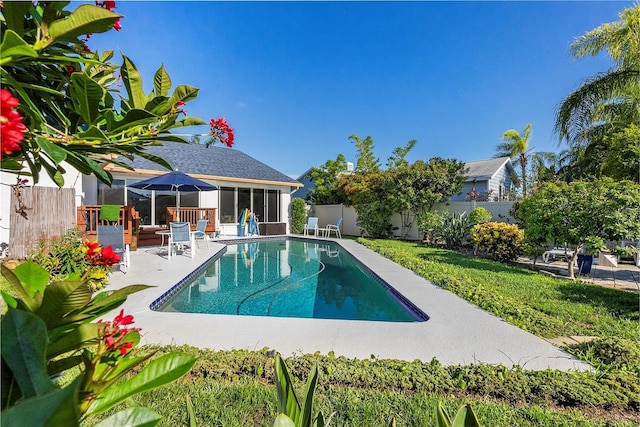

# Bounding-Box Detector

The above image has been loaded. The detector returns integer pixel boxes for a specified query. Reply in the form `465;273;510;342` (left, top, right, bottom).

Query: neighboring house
451;157;516;202
0;143;302;246
292;168;314;201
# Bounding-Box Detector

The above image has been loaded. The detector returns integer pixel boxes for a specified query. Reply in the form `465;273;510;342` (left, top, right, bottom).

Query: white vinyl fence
310;201;515;240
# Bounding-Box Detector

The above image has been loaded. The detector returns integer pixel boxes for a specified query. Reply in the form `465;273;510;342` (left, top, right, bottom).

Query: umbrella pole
176;188;180;222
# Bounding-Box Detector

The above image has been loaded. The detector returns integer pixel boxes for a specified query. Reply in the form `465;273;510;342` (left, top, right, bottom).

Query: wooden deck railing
166;207;217;234
77;205;139;245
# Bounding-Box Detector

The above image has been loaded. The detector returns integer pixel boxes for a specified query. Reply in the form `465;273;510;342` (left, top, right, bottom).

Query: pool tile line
149;245;228;310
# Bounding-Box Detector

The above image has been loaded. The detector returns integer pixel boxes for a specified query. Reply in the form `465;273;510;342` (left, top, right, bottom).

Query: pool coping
105;236;592;371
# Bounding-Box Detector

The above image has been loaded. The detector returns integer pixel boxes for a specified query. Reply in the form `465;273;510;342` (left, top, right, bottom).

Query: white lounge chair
303;217;319;236
320;218;342;238
193;219;210;249
542;247;574;263
168;222;195;260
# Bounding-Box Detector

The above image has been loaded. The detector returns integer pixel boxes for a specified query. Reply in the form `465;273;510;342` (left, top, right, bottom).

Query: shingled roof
112;142;301;186
463;157;514;181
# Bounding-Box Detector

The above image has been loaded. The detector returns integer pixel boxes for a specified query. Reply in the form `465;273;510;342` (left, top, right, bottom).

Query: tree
554;5;640;174
349;134;380;172
305;154;349;204
0;2;219;186
386;139;416;169
389;158;466;238
517;179;640;279
496;123;532;197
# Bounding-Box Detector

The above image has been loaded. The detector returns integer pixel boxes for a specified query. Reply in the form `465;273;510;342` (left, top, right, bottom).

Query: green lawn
83;239;640;426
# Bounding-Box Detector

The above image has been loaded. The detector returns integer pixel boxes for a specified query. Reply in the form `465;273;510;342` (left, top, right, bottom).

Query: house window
97;179;125;205
267;190;279;222
218;187;234;223
252;189;265;222
237;188;251;220
218;187;280;224
126;184;151;225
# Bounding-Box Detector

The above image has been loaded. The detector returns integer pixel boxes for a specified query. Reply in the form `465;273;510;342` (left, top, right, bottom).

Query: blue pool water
153;238;428;322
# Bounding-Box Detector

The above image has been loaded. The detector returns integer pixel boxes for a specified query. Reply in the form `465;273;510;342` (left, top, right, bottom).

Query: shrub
28;228;113;292
416;210;446;244
290;198;307;234
471;222;524;262
469;207;492;225
440;212;471;248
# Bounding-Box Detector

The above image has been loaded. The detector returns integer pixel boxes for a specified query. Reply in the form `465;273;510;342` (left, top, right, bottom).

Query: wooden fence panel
9;187;76;259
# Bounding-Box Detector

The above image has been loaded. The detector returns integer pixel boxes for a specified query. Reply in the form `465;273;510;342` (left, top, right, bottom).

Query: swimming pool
152;238;428;322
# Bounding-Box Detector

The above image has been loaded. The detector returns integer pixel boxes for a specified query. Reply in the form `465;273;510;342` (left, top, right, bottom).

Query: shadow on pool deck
104;238;592;372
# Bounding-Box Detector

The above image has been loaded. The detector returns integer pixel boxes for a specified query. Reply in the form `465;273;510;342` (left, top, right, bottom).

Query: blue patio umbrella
128;170;217;221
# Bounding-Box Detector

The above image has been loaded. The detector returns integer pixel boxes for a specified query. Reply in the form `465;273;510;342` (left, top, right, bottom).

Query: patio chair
96;225;130;273
168;221;195;260
193;219;210;249
303;217;319;236
320;218;342;238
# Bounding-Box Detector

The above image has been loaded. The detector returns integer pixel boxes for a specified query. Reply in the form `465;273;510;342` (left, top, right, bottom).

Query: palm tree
496;123;532;197
554;5;640;148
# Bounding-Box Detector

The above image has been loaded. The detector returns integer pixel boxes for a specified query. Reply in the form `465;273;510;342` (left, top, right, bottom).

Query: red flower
113;309;134;326
100;245;121;267
114;18;122;31
209;117;235;148
84;240;102;263
0;89;27;159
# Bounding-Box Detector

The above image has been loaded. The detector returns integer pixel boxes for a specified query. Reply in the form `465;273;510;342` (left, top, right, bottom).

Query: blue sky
89;1;633;178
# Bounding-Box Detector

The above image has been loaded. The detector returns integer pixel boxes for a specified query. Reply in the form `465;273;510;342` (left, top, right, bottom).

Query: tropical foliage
554;4;640;182
496;123;533;196
517;178;640;278
1;259;196;425
0;1;231;186
305;154;349;204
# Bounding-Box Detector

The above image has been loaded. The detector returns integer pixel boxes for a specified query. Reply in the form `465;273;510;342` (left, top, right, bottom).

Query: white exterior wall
313;201;516;240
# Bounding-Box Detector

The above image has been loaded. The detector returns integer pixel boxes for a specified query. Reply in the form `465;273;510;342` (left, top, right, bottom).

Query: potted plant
577;236;606;275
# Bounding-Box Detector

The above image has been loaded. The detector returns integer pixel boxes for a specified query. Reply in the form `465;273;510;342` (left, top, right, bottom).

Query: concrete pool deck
106;237;591;371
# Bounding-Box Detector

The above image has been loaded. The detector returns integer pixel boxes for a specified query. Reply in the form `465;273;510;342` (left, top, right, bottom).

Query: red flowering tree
0;1;233;186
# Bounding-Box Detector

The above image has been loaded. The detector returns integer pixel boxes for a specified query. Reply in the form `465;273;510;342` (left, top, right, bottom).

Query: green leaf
36;137;68;165
13;261;49;300
186;392;197;427
109;109;158;134
93;407;162;427
1;309;54;399
451;404;482;427
1;3;31;35
0;377;81;427
174;117;207;128
121;55;147;109
0;265;39;312
46;323;102;359
435;401;452;427
0;30;38;62
86;352;197;415
1;291;18;309
47;354;84;377
48;4;121;42
153;65;172;97
36;280;91;325
77;125;109;141
167;84;200;106
70;73;104;124
299;363;318;427
274;354;301;423
80;285;153;316
273;414;296;427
